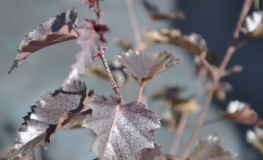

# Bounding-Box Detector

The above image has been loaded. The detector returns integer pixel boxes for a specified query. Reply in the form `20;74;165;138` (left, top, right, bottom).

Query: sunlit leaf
9;81;88;159
116;50;179;86
241;11;263;38
64;19;108;85
247;127;263;154
189;135;237;160
142;0;185;21
141;143;162;160
222;100;263;126
83;94;161;160
8;8;78;74
143;29;208;58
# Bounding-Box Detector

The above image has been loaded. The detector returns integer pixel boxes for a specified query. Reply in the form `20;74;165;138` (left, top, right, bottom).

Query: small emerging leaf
143;29;208;58
161;110;182;131
8;8;78;74
83;94;161;160
141;143;162;160
64;19;108;84
247;127;263;154
222;100;263;126
189;135;237;160
214;82;232;102
142;0;185;21
9;81;88;159
116;50;179;86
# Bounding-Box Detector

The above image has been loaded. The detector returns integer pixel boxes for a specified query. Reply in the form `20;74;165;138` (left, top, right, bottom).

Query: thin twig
200;57;215;80
137;85;144;102
98;52;120;96
182;0;253;157
125;0;142;49
202;117;224;126
169;112;189;155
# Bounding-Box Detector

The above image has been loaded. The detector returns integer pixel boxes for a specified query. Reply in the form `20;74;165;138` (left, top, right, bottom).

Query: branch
125;0;142;49
137;85;144;102
182;0;253;157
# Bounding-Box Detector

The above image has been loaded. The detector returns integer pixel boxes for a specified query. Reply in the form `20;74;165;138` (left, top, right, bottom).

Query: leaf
189;135;237;160
9;81;88;159
241;11;263;38
82;60;129;84
8;8;78;74
214;82;232;102
64;19;108;85
151;85;185;101
171;99;199;113
82;94;161;160
222;100;263;126
141;144;162;160
81;0;98;9
143;29;208;58
112;37;133;52
62;109;92;129
142;0;185;21
161;110;182;131
116;50;179;86
246;127;263;154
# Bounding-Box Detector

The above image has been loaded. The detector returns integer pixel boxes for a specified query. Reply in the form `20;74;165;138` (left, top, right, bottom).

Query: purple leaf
189;135;237;160
65;19;108;84
83;94;161;160
141;143;162;160
8;8;78;74
9;81;87;159
116;50;179;86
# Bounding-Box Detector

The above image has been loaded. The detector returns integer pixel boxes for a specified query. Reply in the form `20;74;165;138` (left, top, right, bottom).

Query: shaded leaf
141;143;162;160
62;109;92;129
222;100;263;126
142;0;185;21
65;19;108;84
8;8;78;74
82;60;129;84
83;94;161;160
143;29;208;58
241;11;263;38
112;37;133;51
247;127;263;154
161;110;182;131
9;81;88;159
151;85;185;101
116;50;179;86
189;135;237;160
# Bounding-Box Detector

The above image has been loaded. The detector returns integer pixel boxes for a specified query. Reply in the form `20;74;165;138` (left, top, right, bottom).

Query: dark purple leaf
64;19;108;84
9;81;87;159
83;94;160;160
116;50;179;86
8;8;78;74
189;135;237;160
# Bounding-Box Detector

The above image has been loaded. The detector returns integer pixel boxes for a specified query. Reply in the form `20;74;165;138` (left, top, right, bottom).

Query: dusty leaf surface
116;50;179;86
8;8;78;74
83;94;160;160
9;81;87;159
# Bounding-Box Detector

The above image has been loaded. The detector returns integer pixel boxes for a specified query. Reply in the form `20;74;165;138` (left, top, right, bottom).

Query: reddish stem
137;85;144;102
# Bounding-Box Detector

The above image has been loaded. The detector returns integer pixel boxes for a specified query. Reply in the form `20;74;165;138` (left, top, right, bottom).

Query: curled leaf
143;29;208;58
241;11;263;38
142;0;185;21
141;143;162;160
247;127;263;154
9;81;88;159
8;8;78;74
222;100;263;126
65;19;108;84
189;135;237;160
83;94;161;160
116;50;179;86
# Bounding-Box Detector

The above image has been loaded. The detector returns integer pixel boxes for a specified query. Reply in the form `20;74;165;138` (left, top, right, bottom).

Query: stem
200;57;215;80
182;0;253;157
169;112;188;155
34;146;42;160
137;85;144;102
125;0;142;49
203;117;224;126
98;52;120;96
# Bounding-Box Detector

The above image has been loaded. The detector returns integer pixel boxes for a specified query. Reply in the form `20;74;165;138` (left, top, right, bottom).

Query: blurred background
0;0;263;159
